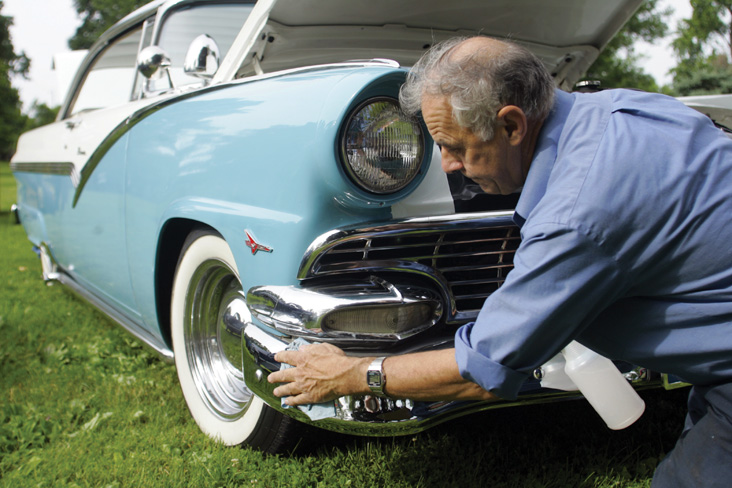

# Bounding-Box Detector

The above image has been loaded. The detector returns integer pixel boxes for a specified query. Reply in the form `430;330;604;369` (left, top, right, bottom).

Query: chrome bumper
241;321;585;436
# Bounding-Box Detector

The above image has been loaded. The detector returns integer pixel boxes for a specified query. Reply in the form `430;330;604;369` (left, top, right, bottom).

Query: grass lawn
0;161;689;487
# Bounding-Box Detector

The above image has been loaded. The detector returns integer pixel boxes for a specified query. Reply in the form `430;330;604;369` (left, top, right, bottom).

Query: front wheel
171;230;296;451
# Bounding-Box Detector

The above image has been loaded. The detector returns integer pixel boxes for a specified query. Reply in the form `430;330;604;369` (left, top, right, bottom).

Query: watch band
366;357;387;396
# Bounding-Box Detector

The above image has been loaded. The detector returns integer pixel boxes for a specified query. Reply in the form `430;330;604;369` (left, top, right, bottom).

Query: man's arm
268;343;498;406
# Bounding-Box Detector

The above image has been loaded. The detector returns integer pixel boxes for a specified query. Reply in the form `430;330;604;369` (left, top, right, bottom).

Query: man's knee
652;384;732;487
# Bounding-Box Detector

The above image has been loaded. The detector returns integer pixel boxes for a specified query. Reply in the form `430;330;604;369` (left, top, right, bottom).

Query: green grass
0;161;689;487
1;162;17;215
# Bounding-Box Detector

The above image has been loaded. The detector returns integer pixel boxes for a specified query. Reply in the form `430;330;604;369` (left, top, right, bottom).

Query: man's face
421;95;525;195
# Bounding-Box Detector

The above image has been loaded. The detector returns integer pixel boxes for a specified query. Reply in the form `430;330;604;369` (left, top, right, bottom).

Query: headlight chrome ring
340;97;424;195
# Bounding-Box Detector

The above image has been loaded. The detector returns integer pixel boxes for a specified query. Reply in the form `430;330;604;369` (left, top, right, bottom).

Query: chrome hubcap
185;259;253;420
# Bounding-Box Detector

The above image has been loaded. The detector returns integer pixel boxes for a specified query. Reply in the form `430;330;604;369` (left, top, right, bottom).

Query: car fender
119;65;415;332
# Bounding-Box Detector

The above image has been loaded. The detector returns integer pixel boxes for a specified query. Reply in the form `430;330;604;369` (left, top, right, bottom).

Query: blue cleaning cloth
279;338;338;420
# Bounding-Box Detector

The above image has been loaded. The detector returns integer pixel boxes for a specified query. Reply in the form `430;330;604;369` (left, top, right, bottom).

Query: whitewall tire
171;230;292;450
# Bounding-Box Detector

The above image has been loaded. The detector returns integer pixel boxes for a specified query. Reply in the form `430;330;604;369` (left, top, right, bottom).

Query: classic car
11;0;705;453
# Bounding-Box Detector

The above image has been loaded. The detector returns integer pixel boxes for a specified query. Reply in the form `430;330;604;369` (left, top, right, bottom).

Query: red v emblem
244;230;273;255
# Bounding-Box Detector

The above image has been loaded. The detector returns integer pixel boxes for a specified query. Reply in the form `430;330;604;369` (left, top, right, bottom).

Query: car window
69;27;143;116
157;3;254;88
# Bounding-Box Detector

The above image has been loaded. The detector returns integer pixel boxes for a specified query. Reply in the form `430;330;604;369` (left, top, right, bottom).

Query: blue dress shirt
455;88;732;400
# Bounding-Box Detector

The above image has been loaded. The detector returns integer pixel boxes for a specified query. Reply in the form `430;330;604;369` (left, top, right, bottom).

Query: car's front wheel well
155;219;217;348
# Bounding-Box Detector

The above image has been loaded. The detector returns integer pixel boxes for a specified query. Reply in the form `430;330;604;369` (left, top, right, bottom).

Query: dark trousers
652;382;732;487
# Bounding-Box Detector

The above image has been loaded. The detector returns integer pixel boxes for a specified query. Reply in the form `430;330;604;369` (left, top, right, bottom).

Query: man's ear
497;105;527;146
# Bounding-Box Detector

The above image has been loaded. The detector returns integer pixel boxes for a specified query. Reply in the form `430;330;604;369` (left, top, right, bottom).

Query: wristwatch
366;357;387;396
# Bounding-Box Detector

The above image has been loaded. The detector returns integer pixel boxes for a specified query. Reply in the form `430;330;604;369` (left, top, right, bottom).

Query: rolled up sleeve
455;322;530;399
454;221;626;400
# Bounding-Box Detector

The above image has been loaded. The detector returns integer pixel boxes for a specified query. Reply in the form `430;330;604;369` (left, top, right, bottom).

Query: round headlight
341;98;424;194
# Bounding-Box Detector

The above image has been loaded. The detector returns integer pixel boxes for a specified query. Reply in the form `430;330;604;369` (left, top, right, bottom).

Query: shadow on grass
292;387;688;487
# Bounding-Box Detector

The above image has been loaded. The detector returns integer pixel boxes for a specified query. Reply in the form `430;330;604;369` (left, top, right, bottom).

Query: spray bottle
537;341;645;430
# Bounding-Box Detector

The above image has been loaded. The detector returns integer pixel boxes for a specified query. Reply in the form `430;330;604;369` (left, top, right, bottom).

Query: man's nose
440;148;463;173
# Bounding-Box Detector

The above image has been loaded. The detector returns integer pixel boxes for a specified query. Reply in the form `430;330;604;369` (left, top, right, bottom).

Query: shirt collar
514;89;575;224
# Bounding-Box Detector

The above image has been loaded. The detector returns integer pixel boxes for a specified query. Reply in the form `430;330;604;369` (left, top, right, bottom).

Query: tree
584;0;671;92
671;0;732;95
24;102;60;131
69;0;147;50
0;0;30;160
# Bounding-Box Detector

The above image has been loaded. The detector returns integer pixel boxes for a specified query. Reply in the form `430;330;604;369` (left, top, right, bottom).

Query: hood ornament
245;230;273;255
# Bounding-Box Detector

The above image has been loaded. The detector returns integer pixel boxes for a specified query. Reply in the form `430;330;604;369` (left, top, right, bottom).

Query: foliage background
584;0;671;92
69;0;148;50
671;0;732;95
0;0;29;160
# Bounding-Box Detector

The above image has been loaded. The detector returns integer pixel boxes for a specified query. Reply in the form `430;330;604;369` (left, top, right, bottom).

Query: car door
46;20;153;319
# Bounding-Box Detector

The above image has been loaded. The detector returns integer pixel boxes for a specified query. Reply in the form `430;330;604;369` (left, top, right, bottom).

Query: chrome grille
301;214;520;319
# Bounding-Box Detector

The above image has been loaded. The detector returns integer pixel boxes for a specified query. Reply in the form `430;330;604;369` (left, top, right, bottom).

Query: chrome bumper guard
246;277;442;345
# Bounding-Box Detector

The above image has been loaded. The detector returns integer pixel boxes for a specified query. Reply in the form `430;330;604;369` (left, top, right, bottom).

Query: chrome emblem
245;230;273;255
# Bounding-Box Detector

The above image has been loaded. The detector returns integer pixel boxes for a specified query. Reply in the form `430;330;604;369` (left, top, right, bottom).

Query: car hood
216;0;642;90
680;94;732;130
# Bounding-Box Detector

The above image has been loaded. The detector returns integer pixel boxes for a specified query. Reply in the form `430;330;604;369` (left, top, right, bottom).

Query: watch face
367;370;382;387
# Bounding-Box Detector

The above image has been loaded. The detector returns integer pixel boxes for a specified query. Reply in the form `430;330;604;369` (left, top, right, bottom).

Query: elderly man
268;36;732;486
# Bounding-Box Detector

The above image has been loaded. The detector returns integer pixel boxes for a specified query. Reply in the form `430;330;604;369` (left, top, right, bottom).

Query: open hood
217;0;642;89
680;94;732;130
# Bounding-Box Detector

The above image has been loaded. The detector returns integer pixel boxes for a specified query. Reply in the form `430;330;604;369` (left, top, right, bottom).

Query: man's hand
269;344;497;406
268;343;370;406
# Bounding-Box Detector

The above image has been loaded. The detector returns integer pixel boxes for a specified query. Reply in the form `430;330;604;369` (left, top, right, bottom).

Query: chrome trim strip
10;162;81;187
58;272;175;363
37;243;174;362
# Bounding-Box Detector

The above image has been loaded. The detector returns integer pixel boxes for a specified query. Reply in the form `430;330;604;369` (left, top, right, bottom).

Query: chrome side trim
10;162;81;187
58;273;175;362
37;243;174;362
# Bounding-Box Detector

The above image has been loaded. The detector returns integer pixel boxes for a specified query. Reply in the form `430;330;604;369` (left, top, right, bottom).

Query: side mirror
137;46;174;95
184;34;220;82
137;46;172;80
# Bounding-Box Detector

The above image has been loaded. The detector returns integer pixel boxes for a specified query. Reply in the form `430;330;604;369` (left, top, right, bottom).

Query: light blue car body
14;65;424;344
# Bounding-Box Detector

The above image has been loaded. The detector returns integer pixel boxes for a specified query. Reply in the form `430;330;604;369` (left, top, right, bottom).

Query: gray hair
399;37;555;141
